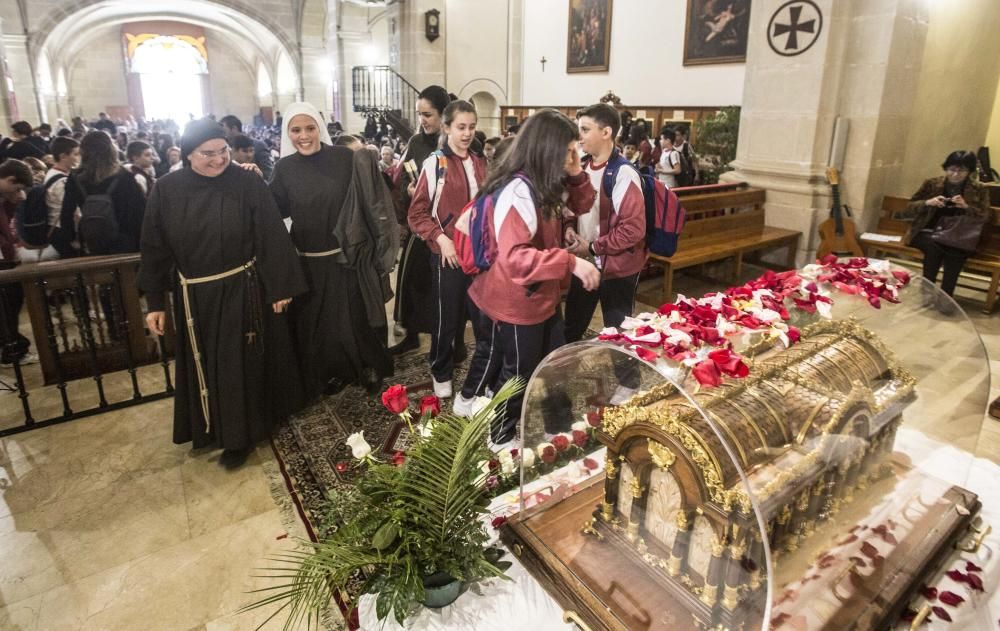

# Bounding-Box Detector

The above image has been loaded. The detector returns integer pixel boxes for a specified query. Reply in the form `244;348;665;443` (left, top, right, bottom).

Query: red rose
510;448;519;458
586;409;602;427
390;451;406;467
488;458;500;471
571;430;588;448
491;515;508;529
540;445;556;464
552;435;570;452
419;395;441;417
381;384;409;415
335;461;350;473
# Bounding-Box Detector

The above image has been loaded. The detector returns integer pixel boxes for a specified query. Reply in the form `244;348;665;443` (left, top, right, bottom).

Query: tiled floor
0;263;996;630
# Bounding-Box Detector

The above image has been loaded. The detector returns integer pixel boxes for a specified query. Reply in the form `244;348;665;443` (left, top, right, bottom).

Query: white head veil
279;101;333;157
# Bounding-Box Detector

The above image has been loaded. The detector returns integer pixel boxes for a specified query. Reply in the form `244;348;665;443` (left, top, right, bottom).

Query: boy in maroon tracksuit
564;103;647;402
467;109;599;448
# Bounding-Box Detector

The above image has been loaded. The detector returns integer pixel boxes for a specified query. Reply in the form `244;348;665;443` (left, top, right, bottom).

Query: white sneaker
609;385;638;406
1;352;38;367
488;437;519;454
432;378;453;399
453;394;491;417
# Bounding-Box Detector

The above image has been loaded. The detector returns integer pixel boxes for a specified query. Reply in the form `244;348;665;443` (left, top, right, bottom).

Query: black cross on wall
773;6;816;51
767;0;824;57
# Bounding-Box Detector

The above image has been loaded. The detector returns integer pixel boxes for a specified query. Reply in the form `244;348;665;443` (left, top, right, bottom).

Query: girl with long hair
464;109;600;448
408;100;486;398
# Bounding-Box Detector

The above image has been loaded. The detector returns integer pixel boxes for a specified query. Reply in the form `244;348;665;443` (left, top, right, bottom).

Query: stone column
396;0;446;91
723;0;932;264
1;30;42;124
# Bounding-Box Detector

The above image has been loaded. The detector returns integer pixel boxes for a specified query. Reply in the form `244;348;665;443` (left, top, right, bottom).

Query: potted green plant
244;379;522;628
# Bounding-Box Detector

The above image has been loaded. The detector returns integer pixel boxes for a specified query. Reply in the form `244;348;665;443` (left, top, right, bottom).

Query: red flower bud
381;384;409;415
540;445;556;464
419;395;441;417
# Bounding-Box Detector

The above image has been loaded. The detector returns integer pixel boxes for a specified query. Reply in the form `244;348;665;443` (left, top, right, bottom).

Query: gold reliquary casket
500;278;990;631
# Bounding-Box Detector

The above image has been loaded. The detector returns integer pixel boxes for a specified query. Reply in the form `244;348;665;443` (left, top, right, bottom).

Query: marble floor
0;262;997;630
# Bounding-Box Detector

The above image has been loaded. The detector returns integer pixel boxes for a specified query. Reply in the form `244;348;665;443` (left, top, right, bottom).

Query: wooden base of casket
500;464;979;631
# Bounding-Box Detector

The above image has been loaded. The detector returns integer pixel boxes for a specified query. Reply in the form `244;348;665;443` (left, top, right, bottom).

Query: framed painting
567;0;613;73
683;0;751;66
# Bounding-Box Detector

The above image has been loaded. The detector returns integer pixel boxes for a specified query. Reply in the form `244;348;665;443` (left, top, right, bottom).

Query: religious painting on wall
683;0;751;66
566;0;613;73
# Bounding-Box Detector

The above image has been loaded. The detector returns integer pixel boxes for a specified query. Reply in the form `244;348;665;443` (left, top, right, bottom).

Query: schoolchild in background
466;109;600;449
408;100;486;399
564;103;648;402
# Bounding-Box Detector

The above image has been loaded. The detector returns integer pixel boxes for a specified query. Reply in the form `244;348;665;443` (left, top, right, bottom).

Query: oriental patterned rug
269;340;475;541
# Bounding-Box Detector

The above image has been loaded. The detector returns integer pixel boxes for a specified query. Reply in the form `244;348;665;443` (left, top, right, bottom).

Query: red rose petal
583;457;599;471
946;569;967;583
966;572;984;592
849;556;867;568
883;532;898;545
860;541;880;559
920;586;938;600
966;561;983;573
939;591;964;607
931;606;952;622
900;608;919;622
839;533;859;546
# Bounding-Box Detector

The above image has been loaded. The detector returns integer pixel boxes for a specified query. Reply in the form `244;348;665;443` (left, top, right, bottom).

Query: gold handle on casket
909;604;931;630
956;524;992;553
563;610;594;631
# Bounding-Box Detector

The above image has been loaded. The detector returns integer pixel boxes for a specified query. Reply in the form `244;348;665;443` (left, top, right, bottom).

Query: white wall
521;0;744;106
207;42;257;123
66;29;129;118
446;0;509;136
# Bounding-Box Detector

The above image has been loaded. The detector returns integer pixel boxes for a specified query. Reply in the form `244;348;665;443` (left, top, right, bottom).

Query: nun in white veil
269;102;392;399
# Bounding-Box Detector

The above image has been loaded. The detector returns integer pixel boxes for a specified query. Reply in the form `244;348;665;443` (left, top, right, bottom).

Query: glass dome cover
499;258;990;631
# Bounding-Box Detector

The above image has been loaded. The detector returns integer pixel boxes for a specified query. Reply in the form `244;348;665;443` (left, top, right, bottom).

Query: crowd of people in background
5;90;994;463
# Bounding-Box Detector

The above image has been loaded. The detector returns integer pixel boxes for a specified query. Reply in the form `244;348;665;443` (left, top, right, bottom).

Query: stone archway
468;90;500;137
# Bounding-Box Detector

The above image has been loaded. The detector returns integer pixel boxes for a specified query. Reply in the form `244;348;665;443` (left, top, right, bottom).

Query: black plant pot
421;571;461;608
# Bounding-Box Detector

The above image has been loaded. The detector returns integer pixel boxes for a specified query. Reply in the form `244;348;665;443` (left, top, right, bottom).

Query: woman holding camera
904;150;990;298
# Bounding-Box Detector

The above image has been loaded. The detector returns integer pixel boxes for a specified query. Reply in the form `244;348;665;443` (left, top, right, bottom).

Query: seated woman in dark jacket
903;150;990;297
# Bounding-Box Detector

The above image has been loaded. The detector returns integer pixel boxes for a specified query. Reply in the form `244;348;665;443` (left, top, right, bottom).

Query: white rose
571;421;589;433
536;442;554;459
501;458;517;476
497;448;513;463
346;432;372;460
478;459;491;475
521;447;535;468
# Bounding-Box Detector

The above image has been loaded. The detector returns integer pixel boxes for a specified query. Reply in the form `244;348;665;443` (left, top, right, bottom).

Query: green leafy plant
695;106;742;184
243;378;523;628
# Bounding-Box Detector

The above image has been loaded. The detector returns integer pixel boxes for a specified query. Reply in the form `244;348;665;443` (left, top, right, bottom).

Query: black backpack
78;177;121;254
676;144;697;187
16;174;66;248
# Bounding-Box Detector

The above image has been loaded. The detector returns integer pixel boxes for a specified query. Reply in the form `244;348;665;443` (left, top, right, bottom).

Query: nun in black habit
269;102;394;399
139;119;307;468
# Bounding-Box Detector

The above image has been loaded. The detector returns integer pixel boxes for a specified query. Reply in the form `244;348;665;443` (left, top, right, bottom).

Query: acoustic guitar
816;167;864;258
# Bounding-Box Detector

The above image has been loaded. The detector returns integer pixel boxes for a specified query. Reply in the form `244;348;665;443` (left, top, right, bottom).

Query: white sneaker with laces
488;437;519;454
432;378;453;399
453;394;491;417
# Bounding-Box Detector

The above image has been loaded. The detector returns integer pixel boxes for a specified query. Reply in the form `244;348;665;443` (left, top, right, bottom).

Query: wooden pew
859;196;1000;314
646;184;801;304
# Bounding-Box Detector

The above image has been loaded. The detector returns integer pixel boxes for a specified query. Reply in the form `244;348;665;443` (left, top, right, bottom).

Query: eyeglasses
196;146;230;159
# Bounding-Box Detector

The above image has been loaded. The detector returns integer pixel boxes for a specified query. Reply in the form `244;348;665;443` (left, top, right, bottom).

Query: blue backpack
456;173;535;275
600;152;686;257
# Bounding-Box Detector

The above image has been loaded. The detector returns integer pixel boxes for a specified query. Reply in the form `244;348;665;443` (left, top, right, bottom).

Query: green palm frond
244;377;525;629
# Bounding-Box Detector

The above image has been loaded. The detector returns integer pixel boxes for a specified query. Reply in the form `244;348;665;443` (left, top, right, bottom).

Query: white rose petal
501;459;517;476
346;431;372;460
571;421;589;432
478;459;491;475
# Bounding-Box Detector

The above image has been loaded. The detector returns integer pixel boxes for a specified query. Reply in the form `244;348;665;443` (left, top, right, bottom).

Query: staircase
351;65;420;138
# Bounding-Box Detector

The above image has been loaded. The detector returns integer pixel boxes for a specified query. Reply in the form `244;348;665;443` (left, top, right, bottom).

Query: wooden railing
0;254;175;436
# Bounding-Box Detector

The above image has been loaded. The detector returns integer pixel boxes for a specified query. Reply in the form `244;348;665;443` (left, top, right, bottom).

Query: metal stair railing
352;65;420;138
